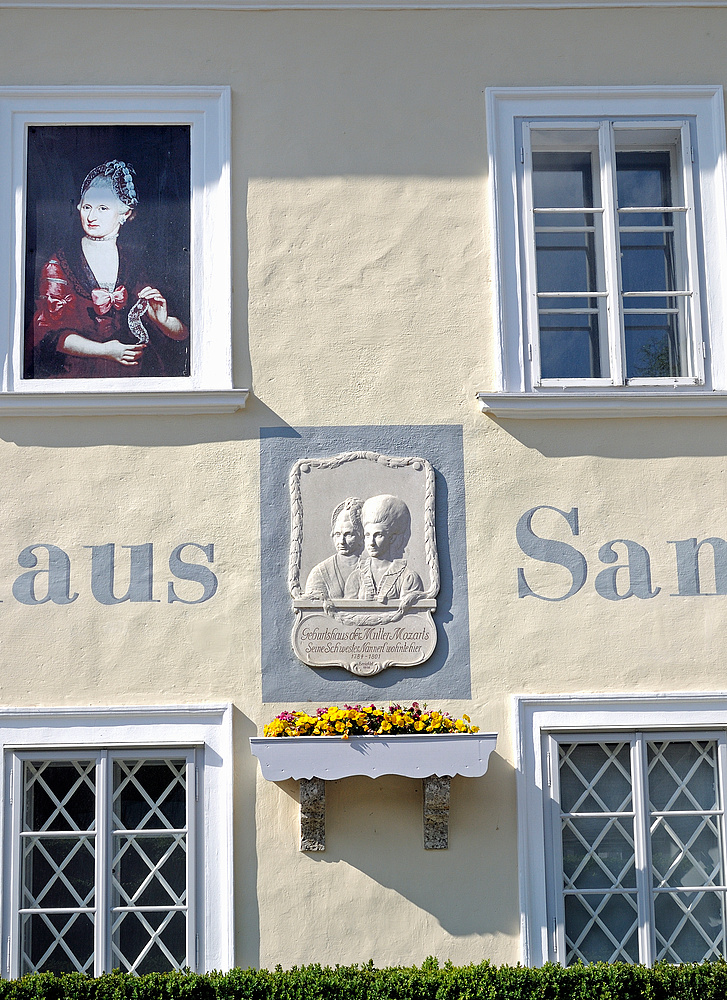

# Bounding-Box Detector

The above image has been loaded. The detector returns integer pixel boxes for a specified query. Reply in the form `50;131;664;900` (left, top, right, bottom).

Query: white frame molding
5;0;727;9
0;86;246;415
477;390;727;419
484;85;727;415
516;692;727;966
0;704;234;977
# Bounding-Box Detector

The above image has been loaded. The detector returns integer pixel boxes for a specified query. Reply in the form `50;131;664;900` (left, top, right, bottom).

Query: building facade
0;0;726;976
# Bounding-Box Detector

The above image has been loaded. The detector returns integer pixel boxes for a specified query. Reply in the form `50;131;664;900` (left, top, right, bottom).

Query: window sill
0;389;249;416
477;391;727;419
250;733;498;781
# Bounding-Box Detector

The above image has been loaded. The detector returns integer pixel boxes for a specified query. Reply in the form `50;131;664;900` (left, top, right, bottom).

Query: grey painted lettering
668;537;727;596
13;544;78;605
168;543;218;604
87;543;158;605
516;506;587;602
595;539;660;601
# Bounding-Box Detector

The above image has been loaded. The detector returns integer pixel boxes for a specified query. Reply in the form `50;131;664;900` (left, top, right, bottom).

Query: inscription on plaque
289;451;439;676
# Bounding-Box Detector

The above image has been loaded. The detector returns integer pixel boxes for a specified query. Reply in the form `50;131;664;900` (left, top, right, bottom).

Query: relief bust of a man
344;495;423;603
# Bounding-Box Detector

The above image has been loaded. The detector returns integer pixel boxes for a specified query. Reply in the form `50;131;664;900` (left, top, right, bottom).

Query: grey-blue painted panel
260;425;471;701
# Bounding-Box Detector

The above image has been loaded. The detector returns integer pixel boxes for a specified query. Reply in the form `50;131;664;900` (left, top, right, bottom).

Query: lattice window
551;736;727;965
15;750;195;976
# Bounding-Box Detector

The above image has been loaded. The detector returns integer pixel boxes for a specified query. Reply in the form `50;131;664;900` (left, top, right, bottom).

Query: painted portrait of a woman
24;126;191;380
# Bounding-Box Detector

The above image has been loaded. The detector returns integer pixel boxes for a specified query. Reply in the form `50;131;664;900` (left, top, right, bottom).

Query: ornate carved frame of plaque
289;451;439;677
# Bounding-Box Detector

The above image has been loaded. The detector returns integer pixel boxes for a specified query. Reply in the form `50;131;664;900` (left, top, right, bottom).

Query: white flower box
250;733;498;781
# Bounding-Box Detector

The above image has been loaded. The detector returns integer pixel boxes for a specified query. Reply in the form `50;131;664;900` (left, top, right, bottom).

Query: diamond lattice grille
20;761;96;975
16;754;191;976
111;759;188;973
556;737;727;966
648;741;727;963
558;743;636;964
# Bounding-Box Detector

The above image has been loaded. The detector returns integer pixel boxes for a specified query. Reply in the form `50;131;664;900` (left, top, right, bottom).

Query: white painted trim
0;389;248;415
0;704;233;976
4;0;727;8
487;86;727;395
478;390;727;418
0;87;235;404
250;733;498;780
515;692;727;967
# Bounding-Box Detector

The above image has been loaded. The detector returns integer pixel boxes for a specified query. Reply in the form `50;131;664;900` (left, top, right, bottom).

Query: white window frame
0;705;233;978
516;693;727;966
484;86;727;414
0;87;247;415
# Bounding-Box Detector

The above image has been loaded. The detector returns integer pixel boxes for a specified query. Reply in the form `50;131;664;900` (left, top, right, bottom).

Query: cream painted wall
0;2;727;969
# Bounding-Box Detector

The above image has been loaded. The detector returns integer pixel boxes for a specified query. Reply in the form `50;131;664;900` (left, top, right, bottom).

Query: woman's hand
138;286;188;341
59;333;146;365
104;340;146;365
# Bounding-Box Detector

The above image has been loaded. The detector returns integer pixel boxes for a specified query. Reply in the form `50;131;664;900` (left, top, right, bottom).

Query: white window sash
9;747;196;977
487;86;727;396
0;706;232;978
521;117;703;388
517;695;727;967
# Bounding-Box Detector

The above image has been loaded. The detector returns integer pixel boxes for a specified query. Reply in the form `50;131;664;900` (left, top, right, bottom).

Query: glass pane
112;909;186;973
532;152;604;379
562;817;636;890
616;150;687;380
23;837;95;909
617;149;672;225
648;741;719;812
620;230;677;295
533;152;594;211
559;743;632;815
654;891;726;962
24;761;95;832
651;814;722;888
539;312;602;380
535;231;596;294
624;311;681;378
20;912;94;974
113;834;187;907
114;759;186;830
564;892;639;964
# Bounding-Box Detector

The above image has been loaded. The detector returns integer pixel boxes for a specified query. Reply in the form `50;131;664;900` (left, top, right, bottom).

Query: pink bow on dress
91;287;128;315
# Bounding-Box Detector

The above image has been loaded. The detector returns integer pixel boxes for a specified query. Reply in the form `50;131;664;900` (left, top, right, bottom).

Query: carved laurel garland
289;451;439;628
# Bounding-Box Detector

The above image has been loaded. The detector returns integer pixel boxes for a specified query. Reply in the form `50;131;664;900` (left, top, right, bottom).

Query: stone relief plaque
289;451;439;677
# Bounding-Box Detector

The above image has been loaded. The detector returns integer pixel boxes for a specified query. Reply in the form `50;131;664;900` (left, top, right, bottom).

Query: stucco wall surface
0;2;726;970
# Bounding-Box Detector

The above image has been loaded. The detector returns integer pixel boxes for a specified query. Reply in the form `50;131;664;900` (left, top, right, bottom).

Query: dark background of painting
24;124;191;379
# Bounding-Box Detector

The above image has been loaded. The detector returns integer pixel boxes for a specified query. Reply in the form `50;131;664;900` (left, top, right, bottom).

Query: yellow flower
264;704;479;738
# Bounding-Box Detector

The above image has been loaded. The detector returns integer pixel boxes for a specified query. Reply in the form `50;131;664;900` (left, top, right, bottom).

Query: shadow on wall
233;707;262;969
487;414;727;462
284;752;518;940
0;393;285;449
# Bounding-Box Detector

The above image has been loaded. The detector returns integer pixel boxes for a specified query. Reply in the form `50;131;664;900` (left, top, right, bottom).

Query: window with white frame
547;734;726;964
15;751;194;975
0;88;246;415
517;697;727;967
486;88;727;399
0;707;233;978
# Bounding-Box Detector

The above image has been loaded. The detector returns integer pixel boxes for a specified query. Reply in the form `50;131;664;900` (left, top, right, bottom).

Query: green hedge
3;960;727;1000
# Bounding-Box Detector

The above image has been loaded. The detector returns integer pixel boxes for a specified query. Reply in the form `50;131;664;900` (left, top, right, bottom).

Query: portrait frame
0;86;245;414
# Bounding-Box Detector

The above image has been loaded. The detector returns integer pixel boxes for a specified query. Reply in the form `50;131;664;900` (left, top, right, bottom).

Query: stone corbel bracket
250;734;498;851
